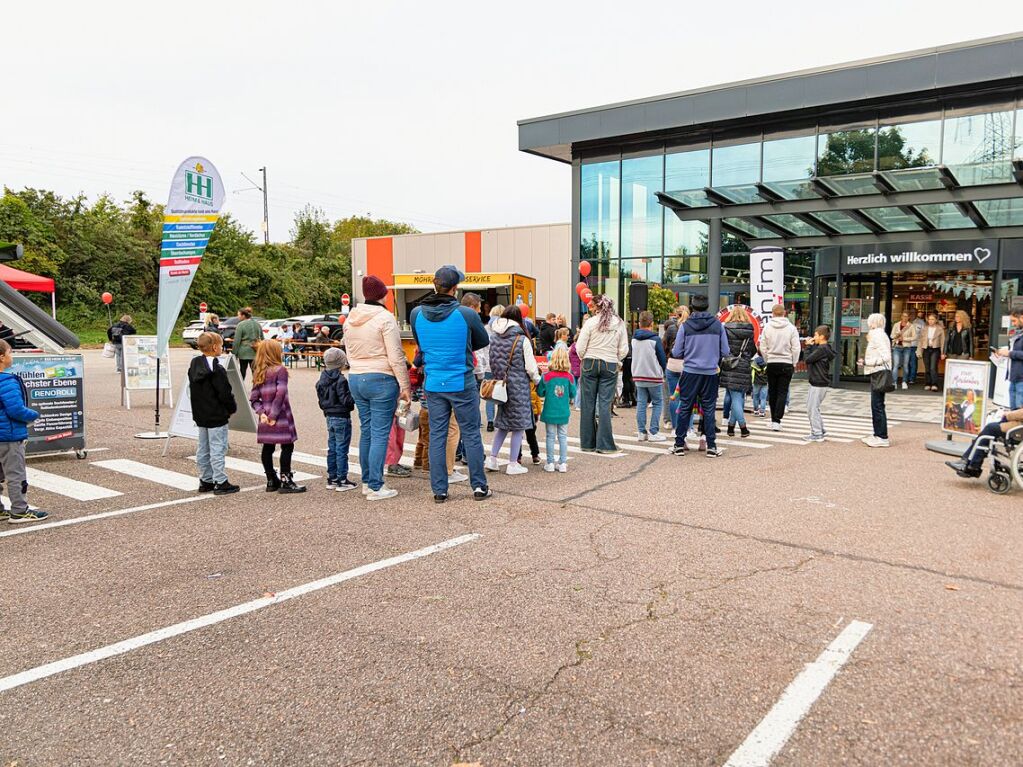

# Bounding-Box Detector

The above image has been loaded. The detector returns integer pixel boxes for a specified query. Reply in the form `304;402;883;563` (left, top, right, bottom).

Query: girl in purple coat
249;340;306;493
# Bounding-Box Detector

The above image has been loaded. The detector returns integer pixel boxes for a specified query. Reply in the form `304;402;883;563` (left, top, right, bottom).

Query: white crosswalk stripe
24;467;123;501
187;456;319;482
1;495;37;511
92;459;198;492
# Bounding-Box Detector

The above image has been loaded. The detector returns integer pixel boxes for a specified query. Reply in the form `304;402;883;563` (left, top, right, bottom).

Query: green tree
647;285;677;323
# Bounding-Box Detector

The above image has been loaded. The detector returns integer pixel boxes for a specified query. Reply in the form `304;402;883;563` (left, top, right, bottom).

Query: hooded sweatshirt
671;312;730;376
187;355;237;428
342;303;411;391
630;328;667;384
759;316;801;365
410;293;490;392
803;343;837;387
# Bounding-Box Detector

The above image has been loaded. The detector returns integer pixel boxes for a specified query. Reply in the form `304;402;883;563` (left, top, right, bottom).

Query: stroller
961;422;1023;494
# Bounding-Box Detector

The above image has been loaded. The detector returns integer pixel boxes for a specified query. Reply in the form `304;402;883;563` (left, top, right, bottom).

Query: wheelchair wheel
988;471;1012;494
1011;441;1023;490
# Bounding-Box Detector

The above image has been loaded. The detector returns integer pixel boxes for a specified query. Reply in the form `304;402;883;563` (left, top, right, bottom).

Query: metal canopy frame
656;162;1023;248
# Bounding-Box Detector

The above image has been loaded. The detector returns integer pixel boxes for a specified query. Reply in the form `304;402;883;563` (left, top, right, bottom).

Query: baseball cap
434;264;465;290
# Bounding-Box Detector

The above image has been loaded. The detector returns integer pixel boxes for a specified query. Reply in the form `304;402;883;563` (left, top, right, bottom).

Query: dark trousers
673;372;720;449
923;348;941;387
516;424;540;462
963;422;1004;468
870;390;888;439
238;358;252;380
766;362;794;423
261;442;294;478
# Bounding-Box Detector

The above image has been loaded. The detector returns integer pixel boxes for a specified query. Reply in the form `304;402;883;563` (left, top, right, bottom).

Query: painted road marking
723;620;873;767
92;459;199;491
0;487;263;539
1;495;37;511
25;467;122;501
187;456;318;482
0;534;479;693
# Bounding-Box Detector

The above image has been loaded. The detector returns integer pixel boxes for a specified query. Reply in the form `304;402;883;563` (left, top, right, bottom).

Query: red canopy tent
0;264;56;317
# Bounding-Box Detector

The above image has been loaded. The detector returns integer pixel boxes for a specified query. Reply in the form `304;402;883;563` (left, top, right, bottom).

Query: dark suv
302;313;345;341
219;315;264;352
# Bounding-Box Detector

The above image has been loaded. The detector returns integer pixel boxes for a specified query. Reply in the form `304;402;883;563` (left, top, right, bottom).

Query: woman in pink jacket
343;276;412;501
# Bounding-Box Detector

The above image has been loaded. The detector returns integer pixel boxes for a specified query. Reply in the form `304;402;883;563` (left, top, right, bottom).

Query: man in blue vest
411;265;493;503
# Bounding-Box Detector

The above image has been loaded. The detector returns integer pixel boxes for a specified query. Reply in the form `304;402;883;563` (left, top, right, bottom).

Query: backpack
110;323;125;343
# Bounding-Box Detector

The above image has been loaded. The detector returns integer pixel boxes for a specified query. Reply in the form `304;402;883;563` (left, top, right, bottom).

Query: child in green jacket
537;348;577;473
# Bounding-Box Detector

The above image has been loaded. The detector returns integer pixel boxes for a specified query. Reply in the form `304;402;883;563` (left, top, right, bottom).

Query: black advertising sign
9;354;85;455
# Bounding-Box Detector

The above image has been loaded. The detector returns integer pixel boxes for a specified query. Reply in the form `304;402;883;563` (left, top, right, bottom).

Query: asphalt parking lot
1;349;1020;766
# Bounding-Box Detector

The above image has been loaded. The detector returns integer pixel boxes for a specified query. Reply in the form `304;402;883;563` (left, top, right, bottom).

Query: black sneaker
198;479;216;493
945;460;981;478
486;421;495;432
669;444;688;456
740;425;750;438
706;446;727;457
434;494;448;504
473;486;492;501
213;481;240;495
727;424;735;437
335;479;358;492
532;454;542;465
8;510;49;524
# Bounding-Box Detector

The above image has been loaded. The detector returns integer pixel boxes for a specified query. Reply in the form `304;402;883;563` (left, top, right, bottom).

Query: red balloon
579;261;592;278
101;292;113;305
519;303;531;319
575;281;588;296
581;288;593;304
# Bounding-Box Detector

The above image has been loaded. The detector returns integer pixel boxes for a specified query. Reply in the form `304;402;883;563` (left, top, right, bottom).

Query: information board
122;335;171;391
941;359;989;436
9;354;85;455
167;354;257;444
840;299;862;337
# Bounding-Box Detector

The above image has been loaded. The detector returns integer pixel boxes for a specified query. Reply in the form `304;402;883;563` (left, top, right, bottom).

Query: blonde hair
0;339;10;357
676;306;690;322
120;314;132;323
726;306;751;323
548;347;570;372
555;327;570;343
252;340;283;386
196;332;222;353
867;313;886;330
955;310;971;329
490;305;504;319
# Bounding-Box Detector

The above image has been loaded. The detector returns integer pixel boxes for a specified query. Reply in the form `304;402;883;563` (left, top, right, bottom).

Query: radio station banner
749;246;784;316
122;335;171;391
157;157;225;356
10;354;85;455
941;359;988;436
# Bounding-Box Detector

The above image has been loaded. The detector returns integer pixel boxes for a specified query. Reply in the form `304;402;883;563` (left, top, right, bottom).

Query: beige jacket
342;304;411;392
890;321;919;348
918;324;946;355
576;313;629;364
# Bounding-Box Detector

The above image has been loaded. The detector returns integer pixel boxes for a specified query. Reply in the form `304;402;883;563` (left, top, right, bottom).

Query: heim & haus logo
184;162;214;203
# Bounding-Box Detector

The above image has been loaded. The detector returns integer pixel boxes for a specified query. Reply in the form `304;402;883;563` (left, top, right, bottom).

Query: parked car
220;315;264;352
261;315;321;340
302;313;345;341
182;320;205;349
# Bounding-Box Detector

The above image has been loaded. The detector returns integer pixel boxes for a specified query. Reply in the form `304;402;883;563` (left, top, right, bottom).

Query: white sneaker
361;483;372;496
543;462;555;472
901;382;908;390
506;462;528;476
448;470;469;483
698;437;707;452
557;462;568;473
861;435;891;448
484;456;499;472
647;432;667;443
366;486;398;501
636;431;648;441
771;421;782;431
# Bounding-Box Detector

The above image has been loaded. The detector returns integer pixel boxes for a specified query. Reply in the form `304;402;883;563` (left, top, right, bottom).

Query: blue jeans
907;347;918;382
426;385;487;496
325;416;352;482
484;372;497;423
196;424;229;484
349;373;400;491
545;422;568;464
752;383;768;412
891;347;912;383
635;383;662;435
665;368;682;428
725;389;746;426
871;389;888;439
1011;381;1023;410
580;359;619;452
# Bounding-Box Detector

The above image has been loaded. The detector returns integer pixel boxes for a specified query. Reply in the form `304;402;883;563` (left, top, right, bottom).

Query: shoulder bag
719;338;749;372
481;337;520;403
870;364;896;393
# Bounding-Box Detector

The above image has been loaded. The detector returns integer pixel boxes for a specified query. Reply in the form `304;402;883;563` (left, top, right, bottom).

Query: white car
181;321;205;349
261;316;320;340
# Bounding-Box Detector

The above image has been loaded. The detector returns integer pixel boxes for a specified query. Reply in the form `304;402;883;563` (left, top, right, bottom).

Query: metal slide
0;279;79;352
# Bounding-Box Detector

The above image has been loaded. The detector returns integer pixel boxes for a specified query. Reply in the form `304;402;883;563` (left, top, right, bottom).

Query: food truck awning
386;282;512;290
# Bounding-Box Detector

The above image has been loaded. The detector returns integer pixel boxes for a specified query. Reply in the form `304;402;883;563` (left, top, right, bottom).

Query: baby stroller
962;422;1023;494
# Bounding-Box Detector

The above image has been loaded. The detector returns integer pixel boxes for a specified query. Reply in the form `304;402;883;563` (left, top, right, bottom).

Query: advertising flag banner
749;246;785;317
157;157;225;356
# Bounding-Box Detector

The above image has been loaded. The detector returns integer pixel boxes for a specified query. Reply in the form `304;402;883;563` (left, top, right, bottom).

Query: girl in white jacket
859;313;892;447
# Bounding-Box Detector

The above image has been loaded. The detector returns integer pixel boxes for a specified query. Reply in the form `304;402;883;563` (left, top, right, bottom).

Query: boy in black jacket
316;347;357;491
188;333;239;495
802;325;837;443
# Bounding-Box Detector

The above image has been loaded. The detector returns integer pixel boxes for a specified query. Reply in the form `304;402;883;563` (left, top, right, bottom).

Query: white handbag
102;342;116;358
489;380;509;403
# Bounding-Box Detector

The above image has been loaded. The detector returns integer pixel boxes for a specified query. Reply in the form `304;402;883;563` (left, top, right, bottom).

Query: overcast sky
3;2;1019;238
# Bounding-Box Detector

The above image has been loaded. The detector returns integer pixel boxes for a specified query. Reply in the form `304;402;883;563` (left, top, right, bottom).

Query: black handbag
870;365;895;393
720;338;749;372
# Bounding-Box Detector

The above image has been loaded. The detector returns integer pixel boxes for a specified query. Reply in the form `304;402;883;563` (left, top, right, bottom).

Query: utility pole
259;166;269;244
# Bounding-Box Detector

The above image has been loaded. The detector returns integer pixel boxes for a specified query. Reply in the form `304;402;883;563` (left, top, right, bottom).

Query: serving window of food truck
388;272;537;359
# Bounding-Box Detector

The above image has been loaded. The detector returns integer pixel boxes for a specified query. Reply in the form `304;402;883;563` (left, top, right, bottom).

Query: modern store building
518;33;1023;381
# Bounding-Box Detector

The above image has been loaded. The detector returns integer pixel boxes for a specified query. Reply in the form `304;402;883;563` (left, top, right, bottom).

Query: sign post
140;157;225;439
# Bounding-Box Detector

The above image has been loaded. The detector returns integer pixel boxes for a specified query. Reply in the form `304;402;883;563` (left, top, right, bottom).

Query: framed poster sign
941;359;988;436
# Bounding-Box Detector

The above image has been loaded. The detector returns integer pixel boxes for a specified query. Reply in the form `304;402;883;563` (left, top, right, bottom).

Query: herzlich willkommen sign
156;157;225;356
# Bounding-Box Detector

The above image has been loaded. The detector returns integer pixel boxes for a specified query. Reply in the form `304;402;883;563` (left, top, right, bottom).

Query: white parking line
0;533;479;692
723;620;873;767
25;468;122;501
92;459;198;491
187;456;319;482
1;495;37;511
